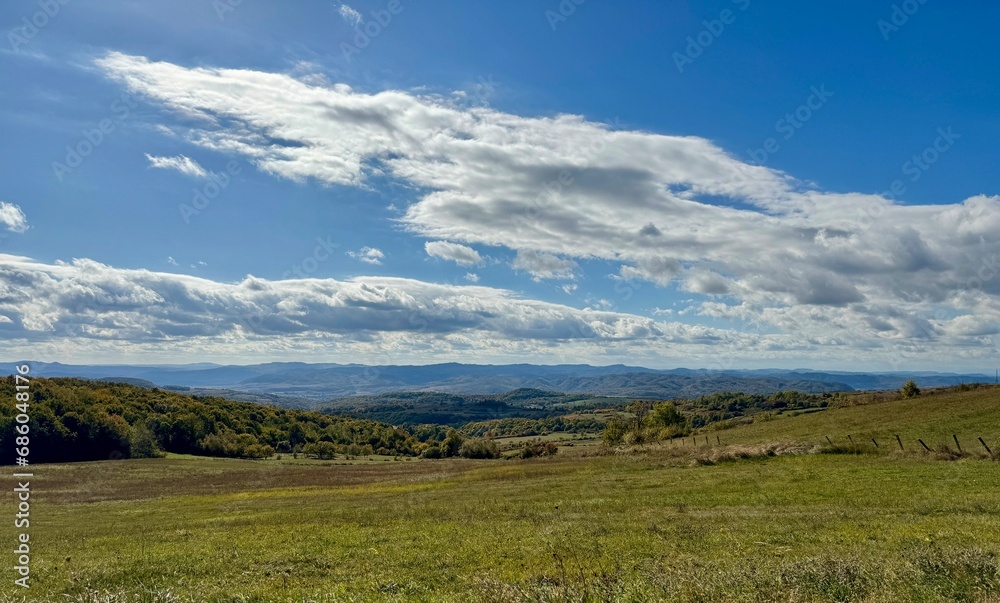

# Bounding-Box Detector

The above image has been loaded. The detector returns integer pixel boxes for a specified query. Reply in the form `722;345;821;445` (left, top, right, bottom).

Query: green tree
901;380;920;398
602;418;629;446
625;401;652;429
440;429;465;457
458;437;499;459
648;401;685;428
129;423;164;459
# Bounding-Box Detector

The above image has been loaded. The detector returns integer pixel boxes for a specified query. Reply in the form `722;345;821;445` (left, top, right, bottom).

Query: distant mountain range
8;361;996;401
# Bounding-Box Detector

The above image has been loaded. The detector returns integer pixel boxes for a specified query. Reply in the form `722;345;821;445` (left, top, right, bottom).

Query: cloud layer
79;52;1000;366
0;254;752;365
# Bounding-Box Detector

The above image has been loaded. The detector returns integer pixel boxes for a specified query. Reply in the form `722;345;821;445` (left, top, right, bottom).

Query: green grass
9;449;1000;602
711;385;1000;453
9;386;1000;602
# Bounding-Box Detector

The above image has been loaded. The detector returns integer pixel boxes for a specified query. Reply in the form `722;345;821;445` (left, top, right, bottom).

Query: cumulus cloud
92;53;1000;366
348;247;384;265
1;253;996;368
145;154;209;178
338;4;362;26
0;202;28;233
425;241;483;266
513;250;577;281
0;254;762;364
464;272;479;283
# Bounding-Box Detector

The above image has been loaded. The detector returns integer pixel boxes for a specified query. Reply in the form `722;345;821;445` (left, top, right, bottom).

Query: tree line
0;378;497;463
603;391;834;446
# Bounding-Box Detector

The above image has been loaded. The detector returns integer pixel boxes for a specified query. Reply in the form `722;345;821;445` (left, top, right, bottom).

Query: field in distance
10;385;1000;602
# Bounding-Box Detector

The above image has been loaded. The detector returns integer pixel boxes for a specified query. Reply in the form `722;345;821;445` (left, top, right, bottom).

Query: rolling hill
708;384;1000;452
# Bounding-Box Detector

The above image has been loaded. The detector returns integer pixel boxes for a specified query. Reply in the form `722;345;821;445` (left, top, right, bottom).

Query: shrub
458;438;500;459
518;441;558;459
421;445;443;459
902;379;921;397
602;418;629;446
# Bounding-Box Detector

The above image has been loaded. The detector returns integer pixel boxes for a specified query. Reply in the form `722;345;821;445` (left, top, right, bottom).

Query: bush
421;445;443;459
458;438;499;459
518;441;558;459
622;430;645;446
602;418;629;446
902;379;921;397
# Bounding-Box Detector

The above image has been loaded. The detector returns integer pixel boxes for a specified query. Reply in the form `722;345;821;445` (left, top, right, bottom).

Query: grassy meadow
713;385;1000;453
6;387;1000;602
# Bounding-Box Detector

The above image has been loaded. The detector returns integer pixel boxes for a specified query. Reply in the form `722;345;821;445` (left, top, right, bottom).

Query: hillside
6;361;901;399
324;389;618;426
709;384;1000;452
0;377;426;463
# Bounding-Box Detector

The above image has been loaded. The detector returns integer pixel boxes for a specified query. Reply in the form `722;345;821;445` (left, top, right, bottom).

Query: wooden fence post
871;438;879;448
979;437;993;456
825;435;833;445
918;439;931;452
953;434;962;453
895;434;903;450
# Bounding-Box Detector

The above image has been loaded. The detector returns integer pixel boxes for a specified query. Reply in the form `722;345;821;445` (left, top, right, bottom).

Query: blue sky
1;0;999;370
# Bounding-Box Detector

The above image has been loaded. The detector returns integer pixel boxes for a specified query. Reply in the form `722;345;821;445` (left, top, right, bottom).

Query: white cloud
167;256;178;266
1;253;998;369
0;254;757;364
92;53;1000;367
585;298;614;311
0;202;28;233
145;154;208;178
425;241;483;266
348;247;384;265
512;250;577;281
338;4;362;26
464;272;479;283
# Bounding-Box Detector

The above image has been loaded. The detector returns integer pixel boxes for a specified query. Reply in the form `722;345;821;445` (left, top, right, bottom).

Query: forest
0;377;430;462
